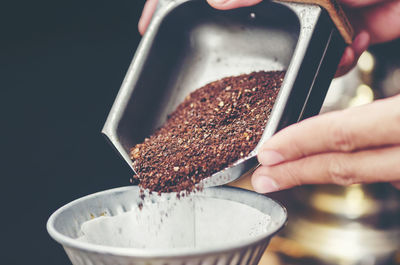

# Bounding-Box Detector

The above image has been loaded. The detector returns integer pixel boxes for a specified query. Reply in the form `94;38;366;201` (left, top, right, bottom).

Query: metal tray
102;0;346;186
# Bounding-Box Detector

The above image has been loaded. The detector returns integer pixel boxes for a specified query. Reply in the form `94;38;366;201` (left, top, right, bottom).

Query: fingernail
252;175;279;193
259;150;285;166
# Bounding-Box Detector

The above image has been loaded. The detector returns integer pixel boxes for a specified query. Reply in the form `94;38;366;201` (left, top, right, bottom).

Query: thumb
252;145;400;193
207;0;262;10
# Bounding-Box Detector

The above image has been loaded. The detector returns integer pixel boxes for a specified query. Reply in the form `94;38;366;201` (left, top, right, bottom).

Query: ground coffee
130;71;285;194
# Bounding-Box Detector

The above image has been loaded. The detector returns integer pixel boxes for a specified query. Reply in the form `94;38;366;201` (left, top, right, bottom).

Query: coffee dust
130;71;285;194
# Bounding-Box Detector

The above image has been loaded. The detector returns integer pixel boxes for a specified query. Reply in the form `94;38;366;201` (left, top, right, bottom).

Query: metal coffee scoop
102;0;353;189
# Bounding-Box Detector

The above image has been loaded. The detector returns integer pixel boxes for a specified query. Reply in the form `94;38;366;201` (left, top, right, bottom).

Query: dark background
2;1;145;264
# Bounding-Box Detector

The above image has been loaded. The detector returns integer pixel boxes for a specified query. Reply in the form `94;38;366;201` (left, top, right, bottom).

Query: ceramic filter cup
47;186;287;265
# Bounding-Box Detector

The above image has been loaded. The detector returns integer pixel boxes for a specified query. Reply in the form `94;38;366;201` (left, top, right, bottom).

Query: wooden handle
280;0;354;44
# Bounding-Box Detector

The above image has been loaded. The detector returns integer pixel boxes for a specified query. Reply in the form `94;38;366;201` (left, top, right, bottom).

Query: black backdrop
2;1;145;264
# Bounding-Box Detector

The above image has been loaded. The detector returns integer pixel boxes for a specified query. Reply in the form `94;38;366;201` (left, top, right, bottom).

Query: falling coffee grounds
130;71;285;194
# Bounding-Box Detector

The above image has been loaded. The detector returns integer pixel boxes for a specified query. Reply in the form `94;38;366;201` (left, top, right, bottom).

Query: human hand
137;0;400;191
252;94;400;192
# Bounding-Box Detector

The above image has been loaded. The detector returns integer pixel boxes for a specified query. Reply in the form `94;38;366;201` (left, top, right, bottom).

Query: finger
207;0;262;10
335;31;370;77
258;95;400;166
252;145;400;193
335;45;355;77
138;0;158;35
351;31;370;59
356;0;400;44
392;181;400;189
340;0;392;8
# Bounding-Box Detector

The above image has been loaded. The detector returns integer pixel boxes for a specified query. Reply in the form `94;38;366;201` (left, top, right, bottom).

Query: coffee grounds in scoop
130;71;285;194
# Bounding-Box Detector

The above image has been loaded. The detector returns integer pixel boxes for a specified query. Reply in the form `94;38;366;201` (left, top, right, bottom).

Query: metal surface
102;0;346;187
273;184;400;265
47;186;287;265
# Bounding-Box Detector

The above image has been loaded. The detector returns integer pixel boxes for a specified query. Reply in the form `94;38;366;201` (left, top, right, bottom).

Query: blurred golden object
358;51;375;74
358;51;375;86
309;184;379;218
267;237;313;259
348;84;374;107
258;249;282;265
